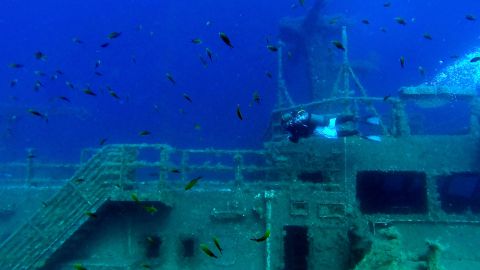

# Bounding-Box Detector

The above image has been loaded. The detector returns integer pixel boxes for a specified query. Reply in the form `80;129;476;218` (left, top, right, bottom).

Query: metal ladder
0;146;128;269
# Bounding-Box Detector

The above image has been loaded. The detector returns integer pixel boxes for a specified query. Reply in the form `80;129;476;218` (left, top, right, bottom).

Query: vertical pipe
264;190;274;270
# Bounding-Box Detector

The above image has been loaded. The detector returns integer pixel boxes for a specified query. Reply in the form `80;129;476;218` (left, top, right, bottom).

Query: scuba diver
281;109;381;143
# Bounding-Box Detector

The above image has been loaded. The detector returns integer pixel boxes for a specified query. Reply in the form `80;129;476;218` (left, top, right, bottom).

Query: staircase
0;146;135;270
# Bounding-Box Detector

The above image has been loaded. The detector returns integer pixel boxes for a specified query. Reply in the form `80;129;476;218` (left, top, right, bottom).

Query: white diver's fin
365;116;381;125
328;117;337;128
362;135;382;142
314;126;338;139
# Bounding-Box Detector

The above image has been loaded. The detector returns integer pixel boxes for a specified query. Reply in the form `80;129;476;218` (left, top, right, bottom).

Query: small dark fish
34;80;44;91
418;66;425;76
34;70;47;77
94;71;103;76
191;38;202;44
199;56;208;67
139;130;151;136
423;33;433;40
450;55;459;59
185;176;202;190
146;236;155;244
380;27;387;33
27;153;37;159
383;95;391;102
73;263;87;270
58;96;71;103
194;123;201;130
74;178;85;184
206;48;213;62
95;60;101;68
109;90;121;100
394;17;407;26
141;263;152;269
65;81;75;89
9;63;24;69
183;93;192;102
470;57;480;63
99;138;108;146
219;32;234;48
213;237;223;255
108;31;122;39
251;91;260;106
236;104;243;120
131;55;137;64
51;74;58;80
267;45;278;52
166;73;176;84
85;211;98;219
83;88;97;96
466;14;476;21
250;229;270;242
383;1;391;7
170;168;181;173
200;244;218;259
329;16;341;25
361;19;370;25
34;51;47;61
265;71;273;78
100;42;110;48
10;79;18;88
72;37;84;44
399;56;405;68
56;69;64;75
143;205;158;214
131;193;140;204
331;40;345;51
28;109;48;122
298;0;305;6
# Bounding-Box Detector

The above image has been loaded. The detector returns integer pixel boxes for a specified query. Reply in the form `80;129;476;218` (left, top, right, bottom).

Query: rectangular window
356;171;427;214
438;173;480;213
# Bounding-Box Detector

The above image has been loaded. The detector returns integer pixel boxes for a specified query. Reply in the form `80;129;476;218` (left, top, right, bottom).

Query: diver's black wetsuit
281;110;358;143
281;110;315;143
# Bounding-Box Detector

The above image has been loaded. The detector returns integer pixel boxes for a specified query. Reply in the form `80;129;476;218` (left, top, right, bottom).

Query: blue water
0;0;479;162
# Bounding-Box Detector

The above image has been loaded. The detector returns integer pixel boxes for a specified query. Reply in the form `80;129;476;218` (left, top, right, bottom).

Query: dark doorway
181;237;196;258
284;225;309;270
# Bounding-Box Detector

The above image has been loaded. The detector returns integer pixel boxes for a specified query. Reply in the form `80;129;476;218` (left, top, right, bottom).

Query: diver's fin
328;117;337;128
362;135;382;142
365;116;381;125
314;126;338;139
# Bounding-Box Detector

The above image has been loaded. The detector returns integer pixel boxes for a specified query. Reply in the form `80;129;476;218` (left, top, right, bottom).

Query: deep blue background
0;0;479;162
